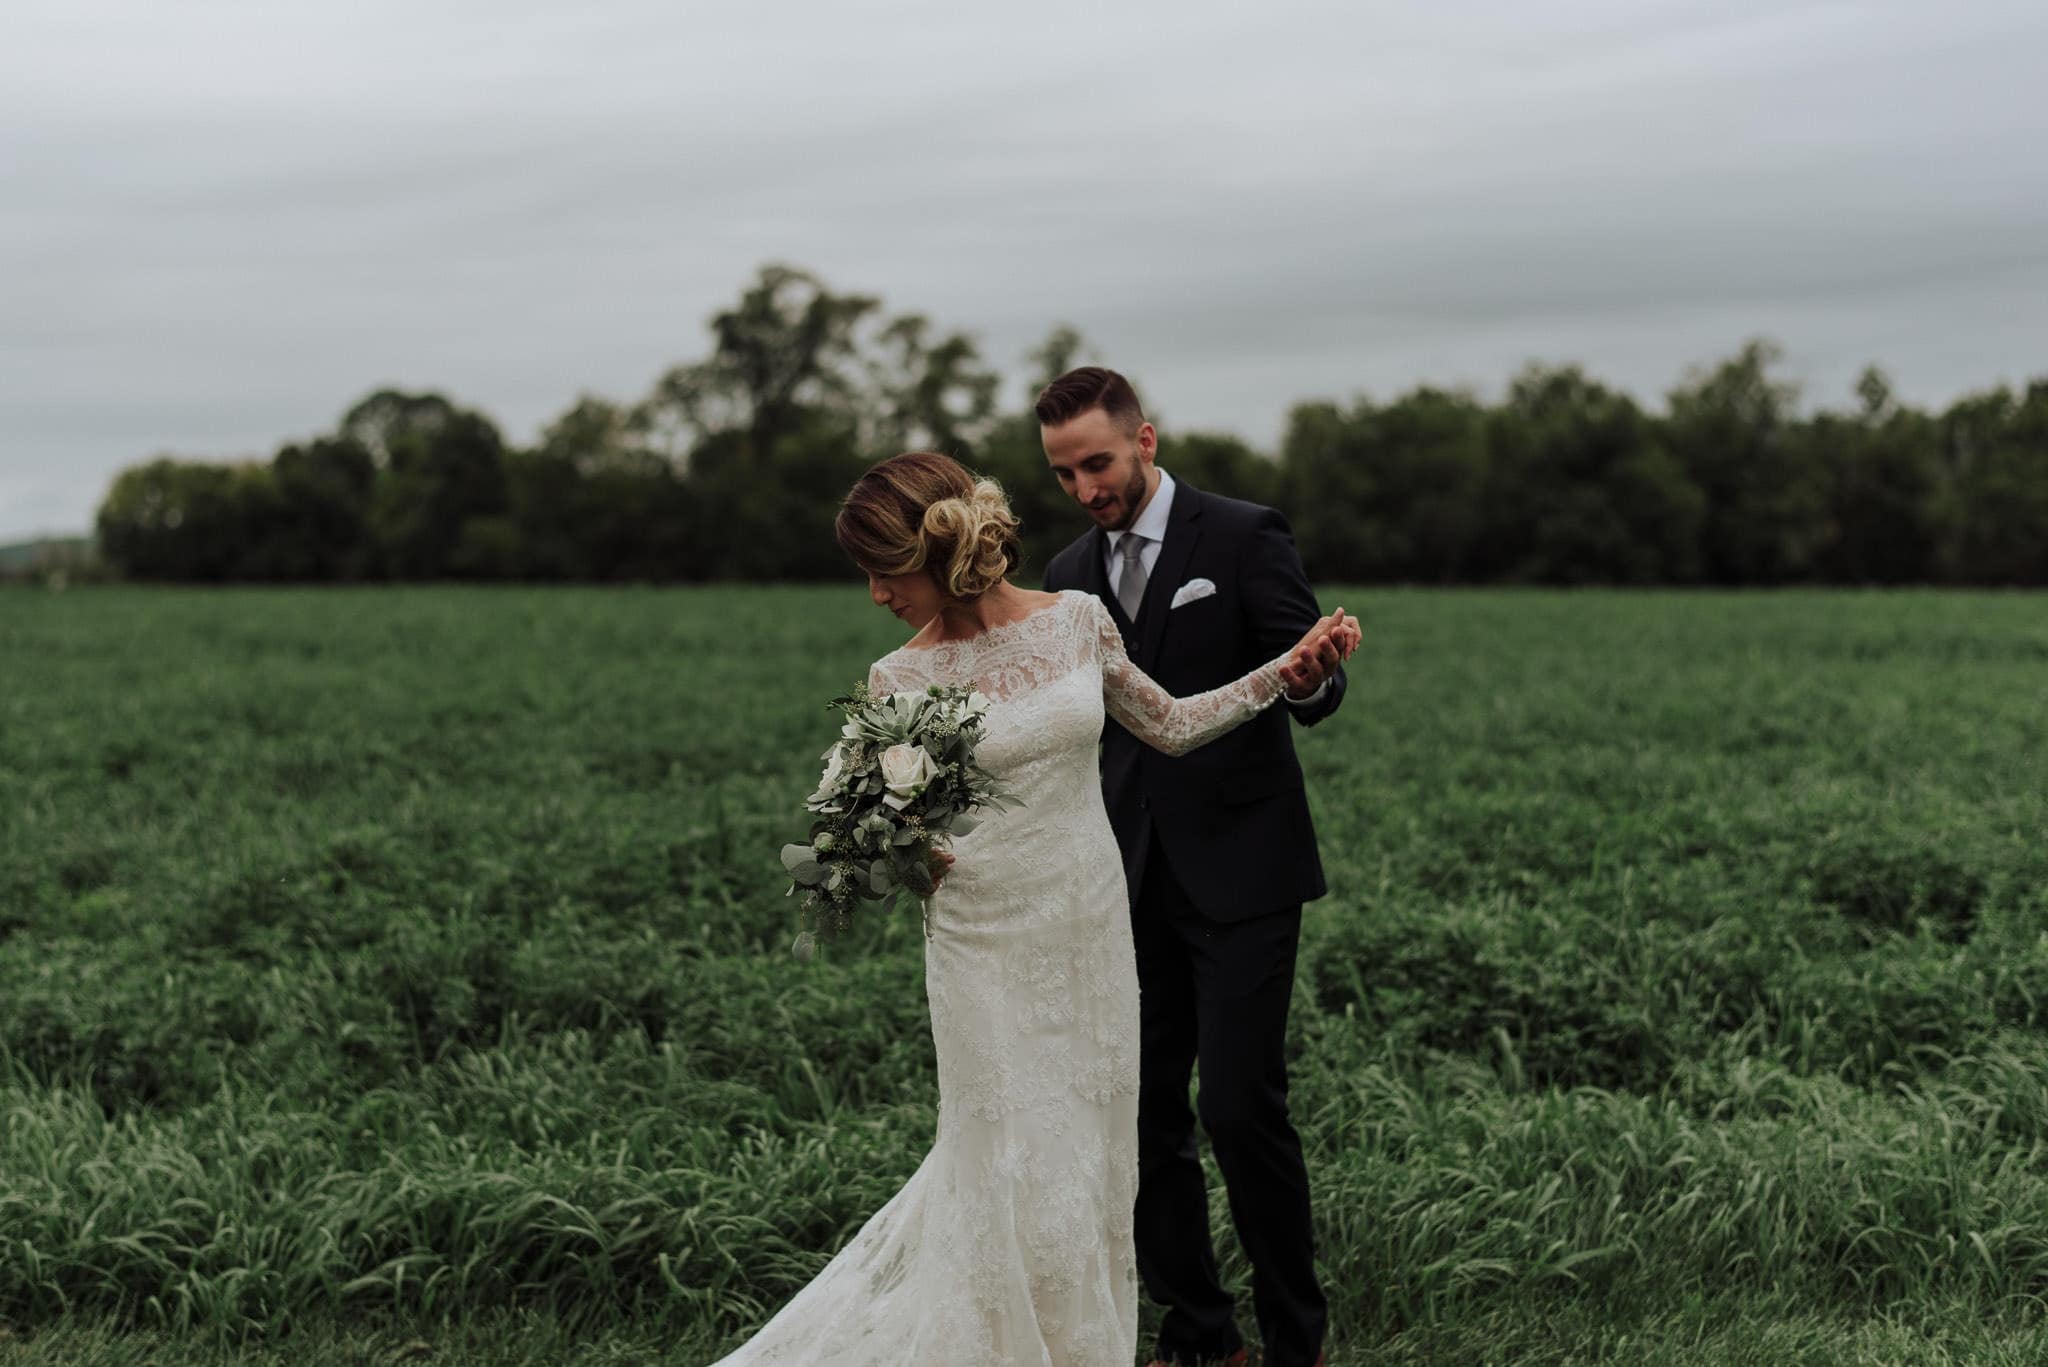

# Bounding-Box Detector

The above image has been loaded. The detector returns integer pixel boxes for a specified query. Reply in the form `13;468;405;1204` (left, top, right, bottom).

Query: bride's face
867;567;944;630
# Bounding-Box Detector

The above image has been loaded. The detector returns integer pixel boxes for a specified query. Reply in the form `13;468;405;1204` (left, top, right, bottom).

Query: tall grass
2;586;2045;1361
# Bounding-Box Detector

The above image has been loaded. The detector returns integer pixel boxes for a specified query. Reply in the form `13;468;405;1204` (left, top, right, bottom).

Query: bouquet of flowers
781;681;1015;958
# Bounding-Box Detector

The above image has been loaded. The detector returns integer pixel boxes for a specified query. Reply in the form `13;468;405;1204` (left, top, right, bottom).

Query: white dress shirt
1104;471;1177;596
1103;469;1329;707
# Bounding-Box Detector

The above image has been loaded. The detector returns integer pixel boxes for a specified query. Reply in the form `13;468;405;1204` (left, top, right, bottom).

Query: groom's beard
1093;460;1151;531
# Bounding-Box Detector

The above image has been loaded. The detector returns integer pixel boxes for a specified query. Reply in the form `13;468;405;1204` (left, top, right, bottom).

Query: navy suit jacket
1042;481;1344;919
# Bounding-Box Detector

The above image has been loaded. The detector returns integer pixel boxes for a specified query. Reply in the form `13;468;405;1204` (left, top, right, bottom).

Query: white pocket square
1170;578;1217;609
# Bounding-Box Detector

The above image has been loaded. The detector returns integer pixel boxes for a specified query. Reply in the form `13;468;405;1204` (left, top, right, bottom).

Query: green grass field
4;586;2047;1365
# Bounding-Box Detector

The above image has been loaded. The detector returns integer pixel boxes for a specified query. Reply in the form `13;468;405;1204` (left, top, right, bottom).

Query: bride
712;452;1358;1366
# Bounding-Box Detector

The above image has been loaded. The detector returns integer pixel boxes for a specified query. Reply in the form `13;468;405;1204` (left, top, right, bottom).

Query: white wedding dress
713;590;1287;1367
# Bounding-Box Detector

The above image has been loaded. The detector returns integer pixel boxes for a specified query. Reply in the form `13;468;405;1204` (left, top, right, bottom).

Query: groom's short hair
1035;367;1145;435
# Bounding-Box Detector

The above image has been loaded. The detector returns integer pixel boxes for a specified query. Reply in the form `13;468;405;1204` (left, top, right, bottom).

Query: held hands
1279;608;1361;700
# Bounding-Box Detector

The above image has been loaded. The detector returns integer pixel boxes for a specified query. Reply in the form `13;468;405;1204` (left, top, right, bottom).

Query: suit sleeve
1240;507;1347;727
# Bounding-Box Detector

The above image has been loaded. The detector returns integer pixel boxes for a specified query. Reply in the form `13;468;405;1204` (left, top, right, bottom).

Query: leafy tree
862;314;1000;457
1164;431;1281;510
635;264;879;465
580;450;695;582
270;437;376;579
1666;341;1827;583
520;396;693;580
362;395;509;579
1938;381;2048;583
96;459;273;581
1025;325;1088;391
1805;368;1947;583
1357;388;1493;583
499;449;589;580
1277;400;1373;580
85;267;2048;588
684;414;866;581
339;390;459;466
1486;366;1702;584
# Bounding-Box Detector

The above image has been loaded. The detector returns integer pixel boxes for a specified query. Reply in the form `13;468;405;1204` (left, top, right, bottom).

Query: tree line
94;264;2048;587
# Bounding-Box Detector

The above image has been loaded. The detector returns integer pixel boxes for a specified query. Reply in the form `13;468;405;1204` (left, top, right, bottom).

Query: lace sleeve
1088;595;1287;757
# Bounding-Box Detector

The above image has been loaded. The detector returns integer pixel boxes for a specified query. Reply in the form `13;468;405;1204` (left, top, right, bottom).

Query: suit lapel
1136;482;1202;670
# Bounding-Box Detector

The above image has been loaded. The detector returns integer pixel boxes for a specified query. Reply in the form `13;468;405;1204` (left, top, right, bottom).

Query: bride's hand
1279;608;1360;697
929;848;957;891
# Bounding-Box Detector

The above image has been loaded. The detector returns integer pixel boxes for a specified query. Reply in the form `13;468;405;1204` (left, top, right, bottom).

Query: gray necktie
1116;533;1150;623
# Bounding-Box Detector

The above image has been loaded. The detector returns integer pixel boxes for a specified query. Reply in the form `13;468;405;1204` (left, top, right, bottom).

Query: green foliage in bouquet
781;681;1017;957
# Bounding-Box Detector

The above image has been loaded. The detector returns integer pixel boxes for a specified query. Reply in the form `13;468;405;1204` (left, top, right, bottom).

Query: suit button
1139;797;1149;811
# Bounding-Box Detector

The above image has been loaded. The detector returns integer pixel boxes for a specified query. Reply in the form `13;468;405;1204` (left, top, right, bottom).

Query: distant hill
0;535;93;574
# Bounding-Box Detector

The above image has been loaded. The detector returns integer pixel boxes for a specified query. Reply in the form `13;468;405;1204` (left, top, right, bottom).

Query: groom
1039;368;1340;1367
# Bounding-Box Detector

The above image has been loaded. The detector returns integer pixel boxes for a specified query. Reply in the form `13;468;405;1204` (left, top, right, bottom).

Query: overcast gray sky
5;0;2045;540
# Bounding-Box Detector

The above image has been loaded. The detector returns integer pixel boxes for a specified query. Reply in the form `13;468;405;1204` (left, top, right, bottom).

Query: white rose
809;743;852;803
879;743;939;811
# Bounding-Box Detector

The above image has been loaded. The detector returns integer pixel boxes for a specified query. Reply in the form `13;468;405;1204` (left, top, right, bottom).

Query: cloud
4;0;2046;537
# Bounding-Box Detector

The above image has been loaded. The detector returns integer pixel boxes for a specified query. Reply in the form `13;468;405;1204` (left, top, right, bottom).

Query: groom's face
1041;408;1158;532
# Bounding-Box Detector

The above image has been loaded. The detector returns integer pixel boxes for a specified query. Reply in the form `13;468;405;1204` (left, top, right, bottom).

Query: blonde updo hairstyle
836;452;1021;601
